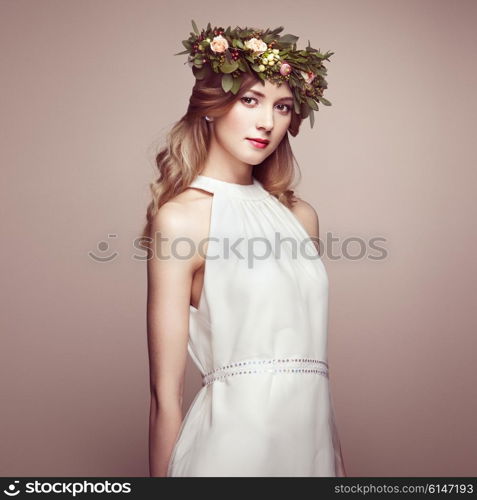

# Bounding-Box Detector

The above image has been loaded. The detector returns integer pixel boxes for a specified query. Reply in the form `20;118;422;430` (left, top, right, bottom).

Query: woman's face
211;80;294;166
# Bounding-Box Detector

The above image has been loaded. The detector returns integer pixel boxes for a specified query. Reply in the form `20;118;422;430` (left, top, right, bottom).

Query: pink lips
246;138;269;149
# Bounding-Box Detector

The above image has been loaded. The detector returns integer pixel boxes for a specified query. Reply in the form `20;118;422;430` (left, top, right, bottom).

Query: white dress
167;174;346;477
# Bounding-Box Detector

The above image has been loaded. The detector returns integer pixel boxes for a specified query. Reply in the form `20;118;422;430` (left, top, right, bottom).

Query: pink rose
300;70;316;84
210;35;229;53
279;62;292;76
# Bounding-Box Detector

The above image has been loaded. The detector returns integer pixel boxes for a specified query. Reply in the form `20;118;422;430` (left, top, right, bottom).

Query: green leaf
221;74;234;92
241;59;254;75
270;26;285;35
173;49;190;56
191;20;199;35
306;97;319;111
230;75;242;95
309;109;315;128
293;97;301;115
290;63;309;72
220;60;239;73
280;34;299;44
182;40;192;50
313;68;327;77
317;96;332;106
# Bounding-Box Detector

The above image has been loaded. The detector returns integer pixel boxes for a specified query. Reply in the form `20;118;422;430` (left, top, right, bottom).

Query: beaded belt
202;357;329;386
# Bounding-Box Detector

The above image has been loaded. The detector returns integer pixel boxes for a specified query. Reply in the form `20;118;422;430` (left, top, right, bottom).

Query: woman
143;21;346;477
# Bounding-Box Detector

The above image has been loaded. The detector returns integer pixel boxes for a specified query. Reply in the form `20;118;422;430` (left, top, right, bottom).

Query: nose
256;105;274;132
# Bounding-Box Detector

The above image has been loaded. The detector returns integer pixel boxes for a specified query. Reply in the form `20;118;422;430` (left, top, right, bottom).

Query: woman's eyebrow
247;89;294;103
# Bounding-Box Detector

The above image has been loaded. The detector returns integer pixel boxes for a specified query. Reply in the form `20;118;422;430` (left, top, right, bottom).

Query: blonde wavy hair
140;71;305;241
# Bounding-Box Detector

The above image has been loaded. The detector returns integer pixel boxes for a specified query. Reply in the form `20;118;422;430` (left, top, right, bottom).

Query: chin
244;156;265;166
232;151;261;165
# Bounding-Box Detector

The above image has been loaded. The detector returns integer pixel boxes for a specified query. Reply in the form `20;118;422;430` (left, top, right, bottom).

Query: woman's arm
146;200;200;477
290;197;321;253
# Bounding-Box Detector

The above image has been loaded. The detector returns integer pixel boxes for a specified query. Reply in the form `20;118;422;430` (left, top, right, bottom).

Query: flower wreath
175;20;334;129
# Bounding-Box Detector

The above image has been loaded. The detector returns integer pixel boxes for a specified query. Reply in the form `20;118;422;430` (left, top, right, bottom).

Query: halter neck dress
166;174;346;477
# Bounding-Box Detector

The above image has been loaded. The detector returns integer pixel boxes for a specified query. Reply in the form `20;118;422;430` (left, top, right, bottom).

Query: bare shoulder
289;197;320;240
150;187;211;237
149;187;213;272
150;199;192;239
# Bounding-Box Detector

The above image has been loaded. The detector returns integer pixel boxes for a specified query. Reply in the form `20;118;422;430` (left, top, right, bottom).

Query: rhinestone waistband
202;357;329;386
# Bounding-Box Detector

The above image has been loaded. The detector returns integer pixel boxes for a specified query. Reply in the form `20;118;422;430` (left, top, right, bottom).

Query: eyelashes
240;96;292;114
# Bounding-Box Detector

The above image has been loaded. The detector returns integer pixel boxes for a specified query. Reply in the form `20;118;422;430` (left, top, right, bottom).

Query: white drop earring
204;116;214;122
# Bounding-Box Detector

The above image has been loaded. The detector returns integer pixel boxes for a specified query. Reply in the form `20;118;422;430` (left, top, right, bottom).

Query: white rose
244;37;268;55
210;35;229;53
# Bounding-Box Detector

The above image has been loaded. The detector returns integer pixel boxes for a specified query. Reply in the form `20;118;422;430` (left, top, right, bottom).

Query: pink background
1;0;476;476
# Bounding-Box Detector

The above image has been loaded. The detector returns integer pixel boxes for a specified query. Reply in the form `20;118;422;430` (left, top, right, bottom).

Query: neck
200;135;254;185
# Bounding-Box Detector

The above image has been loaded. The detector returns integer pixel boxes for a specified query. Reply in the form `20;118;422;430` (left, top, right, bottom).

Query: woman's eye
276;104;292;113
241;97;291;113
241;97;256;105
